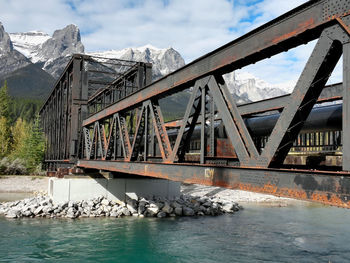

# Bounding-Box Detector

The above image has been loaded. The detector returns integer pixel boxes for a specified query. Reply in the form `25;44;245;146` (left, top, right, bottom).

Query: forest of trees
0;82;45;175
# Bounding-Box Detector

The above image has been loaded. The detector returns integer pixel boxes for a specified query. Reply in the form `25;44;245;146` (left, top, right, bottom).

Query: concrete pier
48;177;180;204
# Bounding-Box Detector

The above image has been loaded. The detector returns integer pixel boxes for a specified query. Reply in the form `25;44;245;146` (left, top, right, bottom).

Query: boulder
138;198;148;207
174;207;182;216
110;211;119;217
145;207;159;217
101;199;110;206
66;211;76;219
202;201;212;207
5;209;20;218
127;204;137;214
183;207;195;216
171;201;182;209
121;207;131;216
22;210;33;217
33;206;43;215
126;193;138;208
161;202;173;214
222;203;235;213
157;211;167;218
138;205;146;215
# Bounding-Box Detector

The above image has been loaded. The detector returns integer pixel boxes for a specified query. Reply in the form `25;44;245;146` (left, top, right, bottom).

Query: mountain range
0;22;290;105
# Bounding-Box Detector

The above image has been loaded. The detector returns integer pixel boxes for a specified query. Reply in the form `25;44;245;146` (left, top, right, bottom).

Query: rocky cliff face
0;22;31;78
40;24;84;78
224;71;288;103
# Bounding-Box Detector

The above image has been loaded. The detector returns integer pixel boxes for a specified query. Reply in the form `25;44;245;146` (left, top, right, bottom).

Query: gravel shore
0;176;49;193
181;183;307;206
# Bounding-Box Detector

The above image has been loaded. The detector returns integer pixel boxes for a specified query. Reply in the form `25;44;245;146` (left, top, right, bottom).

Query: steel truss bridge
40;0;350;208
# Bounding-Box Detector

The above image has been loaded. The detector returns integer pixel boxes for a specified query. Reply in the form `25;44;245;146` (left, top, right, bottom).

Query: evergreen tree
10;118;31;159
0;82;12;157
0;117;11;158
21;114;45;172
0;81;10;119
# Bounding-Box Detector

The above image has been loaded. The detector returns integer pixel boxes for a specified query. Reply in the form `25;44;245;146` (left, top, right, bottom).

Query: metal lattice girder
148;99;173;161
208;75;259;166
169;81;203;162
83;127;91;159
259;23;350;168
103;117;116;160
116;113;132;160
129;103;147;161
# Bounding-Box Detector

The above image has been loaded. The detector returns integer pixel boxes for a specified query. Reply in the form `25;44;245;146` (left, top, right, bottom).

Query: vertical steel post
137;63;144;90
145;63;153;86
200;87;206;164
69;57;81;161
209;93;215;157
144;106;148;161
343;42;350;171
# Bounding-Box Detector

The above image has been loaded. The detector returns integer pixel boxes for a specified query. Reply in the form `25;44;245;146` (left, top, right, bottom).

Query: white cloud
0;0;342;87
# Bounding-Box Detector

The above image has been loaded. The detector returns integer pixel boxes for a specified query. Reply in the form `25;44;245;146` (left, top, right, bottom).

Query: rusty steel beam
343;43;350;170
239;82;343;116
83;0;350;126
77;160;350;208
164;83;343;128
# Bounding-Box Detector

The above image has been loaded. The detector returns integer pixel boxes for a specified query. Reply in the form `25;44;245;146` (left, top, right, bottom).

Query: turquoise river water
0;202;349;262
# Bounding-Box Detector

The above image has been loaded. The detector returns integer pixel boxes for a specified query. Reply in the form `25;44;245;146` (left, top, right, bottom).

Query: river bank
0;175;307;206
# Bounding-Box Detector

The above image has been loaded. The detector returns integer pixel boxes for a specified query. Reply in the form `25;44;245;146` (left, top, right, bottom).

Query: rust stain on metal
272;18;315;44
327;11;350;21
336;17;350;36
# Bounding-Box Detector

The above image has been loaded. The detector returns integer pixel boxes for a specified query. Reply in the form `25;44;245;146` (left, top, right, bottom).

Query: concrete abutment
48;176;180;204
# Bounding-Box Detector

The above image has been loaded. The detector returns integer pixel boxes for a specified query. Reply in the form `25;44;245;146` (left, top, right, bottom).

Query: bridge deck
78;159;350;208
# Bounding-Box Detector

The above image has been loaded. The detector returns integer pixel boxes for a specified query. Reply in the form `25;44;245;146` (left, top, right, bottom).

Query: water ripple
0;205;350;262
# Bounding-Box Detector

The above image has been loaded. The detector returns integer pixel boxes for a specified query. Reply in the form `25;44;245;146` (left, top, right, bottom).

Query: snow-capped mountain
9;24;84;78
9;31;51;63
2;22;291;102
224;71;290;103
88;45;185;80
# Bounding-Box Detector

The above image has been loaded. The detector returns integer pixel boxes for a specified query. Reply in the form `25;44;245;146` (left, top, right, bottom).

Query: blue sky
0;0;342;87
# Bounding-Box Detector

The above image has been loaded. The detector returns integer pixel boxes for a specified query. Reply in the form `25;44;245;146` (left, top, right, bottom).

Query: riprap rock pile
0;193;241;219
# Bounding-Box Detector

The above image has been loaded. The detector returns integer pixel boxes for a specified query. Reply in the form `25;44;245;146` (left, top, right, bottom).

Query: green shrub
0;157;28;175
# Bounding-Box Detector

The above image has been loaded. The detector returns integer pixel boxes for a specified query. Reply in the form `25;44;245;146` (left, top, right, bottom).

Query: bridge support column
48;176;180;204
343;42;350;171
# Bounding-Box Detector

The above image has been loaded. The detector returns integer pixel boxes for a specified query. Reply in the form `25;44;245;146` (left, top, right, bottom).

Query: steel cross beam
78;160;350;208
83;0;350;127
